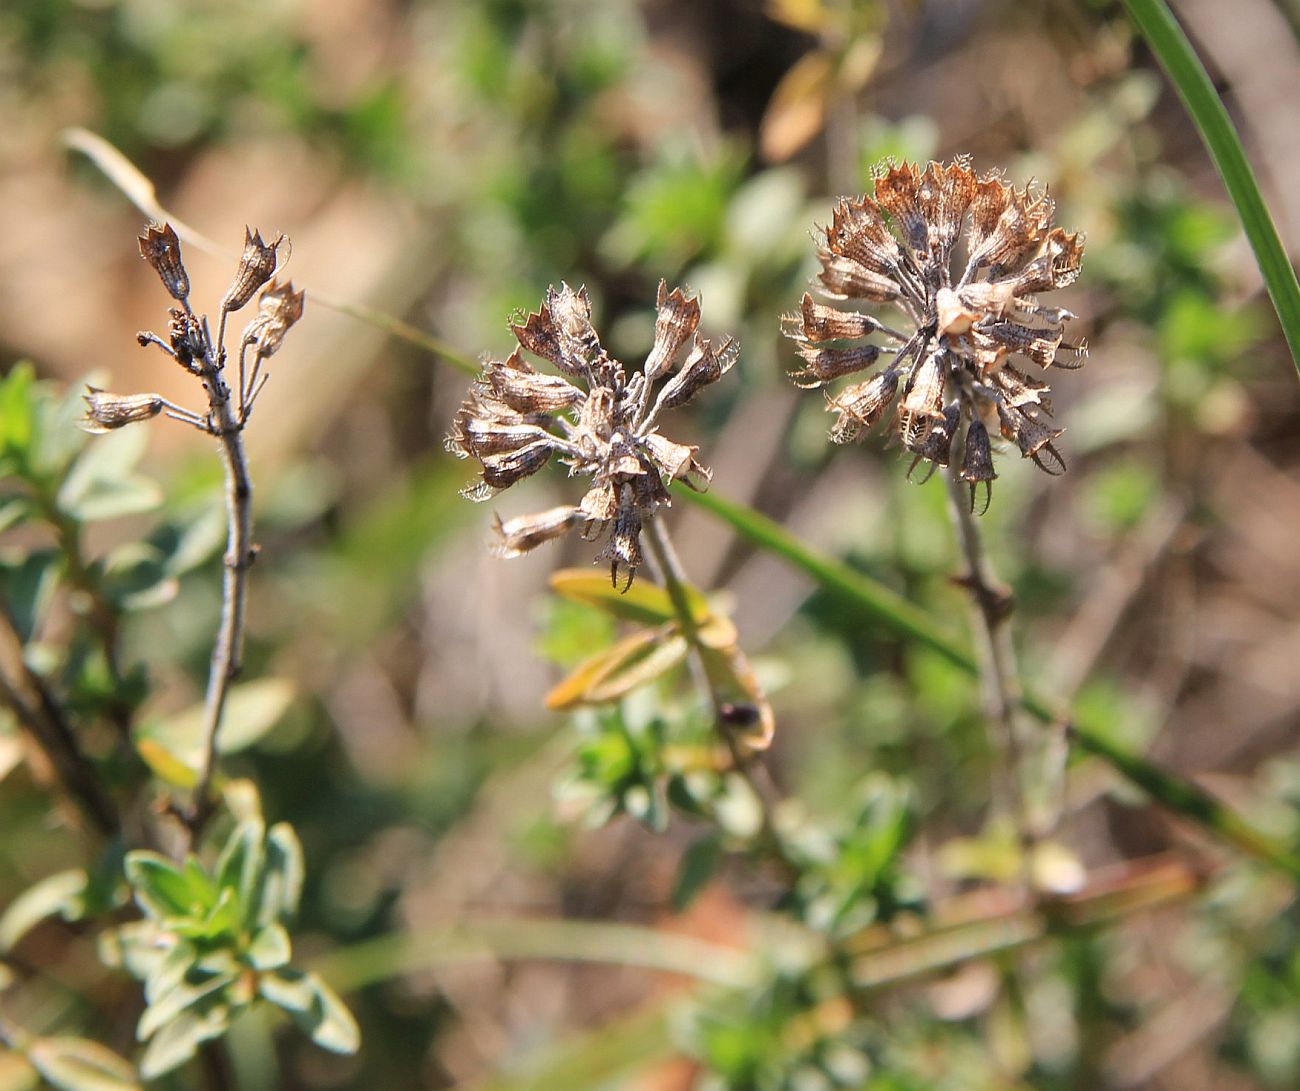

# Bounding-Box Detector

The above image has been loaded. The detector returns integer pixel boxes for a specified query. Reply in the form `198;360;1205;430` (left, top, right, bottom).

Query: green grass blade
677;487;974;671
677;485;1300;878
1123;0;1300;374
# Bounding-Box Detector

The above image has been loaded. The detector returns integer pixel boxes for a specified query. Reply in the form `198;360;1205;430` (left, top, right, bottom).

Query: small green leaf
143;941;198;1005
101;542;178;612
215;818;266;918
672;833;723;912
247;924;291;970
137;971;238;1042
0;870;88;952
256;823;305;928
0;496;32;535
260;969;360;1054
57;427;161;522
26;1036;140;1091
0;363;36;457
300;973;361;1055
257;969;314;1013
137;1007;231;1080
0;550;62;645
123;852;202;920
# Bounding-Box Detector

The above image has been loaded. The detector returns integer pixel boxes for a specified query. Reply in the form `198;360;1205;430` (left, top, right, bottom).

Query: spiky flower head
783;158;1086;511
448;282;737;589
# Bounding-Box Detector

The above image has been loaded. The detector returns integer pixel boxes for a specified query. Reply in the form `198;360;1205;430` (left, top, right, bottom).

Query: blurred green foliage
3;0;1300;1088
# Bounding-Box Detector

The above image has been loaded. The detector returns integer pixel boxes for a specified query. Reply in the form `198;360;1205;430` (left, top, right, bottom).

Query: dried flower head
448;281;737;589
221;227;284;313
138;222;190;302
242;279;305;360
79;387;165;433
784;158;1086;512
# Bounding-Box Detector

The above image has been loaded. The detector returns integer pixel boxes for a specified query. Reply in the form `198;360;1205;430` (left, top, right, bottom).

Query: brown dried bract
784;157;1086;510
449;280;736;589
242;279;305;359
79;387;164;433
138;222;190;302
222;227;283;313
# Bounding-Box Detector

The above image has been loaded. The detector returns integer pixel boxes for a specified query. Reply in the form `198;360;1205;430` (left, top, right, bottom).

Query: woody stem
186;332;254;847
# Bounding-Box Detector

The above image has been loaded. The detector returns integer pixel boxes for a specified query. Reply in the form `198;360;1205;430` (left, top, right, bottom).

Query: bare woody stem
942;455;1032;853
186;317;254;844
642;515;792;873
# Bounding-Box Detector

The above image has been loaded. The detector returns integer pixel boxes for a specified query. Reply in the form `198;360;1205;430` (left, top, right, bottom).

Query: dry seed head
450;282;736;589
138;222;189;302
222;227;283;313
79;387;164;433
784;157;1085;509
242;279;305;359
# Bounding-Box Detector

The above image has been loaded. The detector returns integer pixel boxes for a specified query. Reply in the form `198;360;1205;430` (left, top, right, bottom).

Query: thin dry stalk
642;515;791;873
942;446;1033;870
186;302;255;842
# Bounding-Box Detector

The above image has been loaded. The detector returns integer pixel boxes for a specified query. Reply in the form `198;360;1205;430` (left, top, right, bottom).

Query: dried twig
942;452;1033;862
186;301;256;840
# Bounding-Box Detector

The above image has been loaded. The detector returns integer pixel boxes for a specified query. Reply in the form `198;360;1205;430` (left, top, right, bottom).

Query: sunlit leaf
549;569;711;627
545;628;688;710
759;50;833;163
134;739;198;789
256;823;305;928
136;677;297;773
215;818;266;921
26;1037;139;1091
765;0;830;34
0;870;88;952
261;969;360;1054
0;497;31;535
57;427;162;522
123;852;204;921
0;363;36;457
137;971;237;1042
247;924;291;970
137;1007;231;1080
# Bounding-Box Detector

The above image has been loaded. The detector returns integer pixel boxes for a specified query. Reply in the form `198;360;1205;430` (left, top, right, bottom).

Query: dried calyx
783;158;1086;512
448;282;737;589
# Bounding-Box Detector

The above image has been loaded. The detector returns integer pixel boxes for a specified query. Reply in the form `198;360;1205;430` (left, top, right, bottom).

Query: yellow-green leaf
759;50;834;163
549;569;711;628
546;628;688;710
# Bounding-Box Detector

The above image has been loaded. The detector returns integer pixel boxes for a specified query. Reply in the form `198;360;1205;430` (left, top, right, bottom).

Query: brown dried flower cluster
83;222;303;435
783;158;1085;511
448;282;736;589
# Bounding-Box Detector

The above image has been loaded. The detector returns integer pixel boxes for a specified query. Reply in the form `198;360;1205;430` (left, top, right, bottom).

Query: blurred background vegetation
2;0;1300;1088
